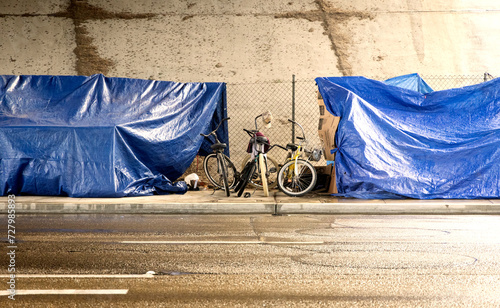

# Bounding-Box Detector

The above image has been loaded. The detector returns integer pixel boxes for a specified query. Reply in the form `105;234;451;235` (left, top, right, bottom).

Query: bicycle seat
286;143;298;151
250;136;269;145
210;143;227;151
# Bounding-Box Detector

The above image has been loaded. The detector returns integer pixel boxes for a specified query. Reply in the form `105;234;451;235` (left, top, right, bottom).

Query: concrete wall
2;0;498;81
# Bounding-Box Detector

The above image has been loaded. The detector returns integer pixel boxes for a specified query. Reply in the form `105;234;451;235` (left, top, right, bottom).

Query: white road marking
120;240;325;245
0;289;128;296
0;274;155;279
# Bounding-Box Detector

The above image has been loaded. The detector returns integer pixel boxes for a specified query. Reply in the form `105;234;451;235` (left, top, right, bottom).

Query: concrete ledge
1;191;500;215
1;202;275;214
0;191;275;214
278;201;500;215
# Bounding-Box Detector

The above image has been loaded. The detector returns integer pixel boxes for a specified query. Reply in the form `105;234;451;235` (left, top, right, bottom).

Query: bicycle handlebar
200;117;230;138
287;119;306;141
243;128;258;137
268;144;287;152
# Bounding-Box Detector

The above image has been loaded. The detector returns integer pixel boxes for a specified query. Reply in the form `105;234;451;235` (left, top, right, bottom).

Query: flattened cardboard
317;91;340;194
317;96;340;162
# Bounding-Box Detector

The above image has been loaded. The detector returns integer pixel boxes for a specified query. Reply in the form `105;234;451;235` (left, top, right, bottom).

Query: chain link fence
185;73;497;183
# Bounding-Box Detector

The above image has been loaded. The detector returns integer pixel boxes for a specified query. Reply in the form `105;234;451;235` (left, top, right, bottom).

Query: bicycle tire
259;154;269;197
237;162;256;197
234;161;250;193
203;153;237;189
217;152;230;197
277;159;317;197
240;154;279;189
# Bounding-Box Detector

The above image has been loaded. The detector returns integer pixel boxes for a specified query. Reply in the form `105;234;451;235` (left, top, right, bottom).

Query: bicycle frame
275;119;319;197
286;120;308;177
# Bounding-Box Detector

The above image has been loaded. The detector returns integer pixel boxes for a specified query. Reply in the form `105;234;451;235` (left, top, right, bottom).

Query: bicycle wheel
217;152;230;197
237;162;256;197
277;159;317;197
203;153;237;189
240;154;279;189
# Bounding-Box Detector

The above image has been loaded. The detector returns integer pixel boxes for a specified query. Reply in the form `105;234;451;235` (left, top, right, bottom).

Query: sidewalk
1;189;500;215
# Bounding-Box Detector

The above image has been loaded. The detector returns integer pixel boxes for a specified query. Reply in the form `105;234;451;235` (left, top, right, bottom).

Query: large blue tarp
316;75;500;199
0;74;227;197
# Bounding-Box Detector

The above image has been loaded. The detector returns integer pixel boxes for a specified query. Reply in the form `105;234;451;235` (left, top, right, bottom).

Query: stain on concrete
275;0;373;76
406;0;425;63
52;0;156;76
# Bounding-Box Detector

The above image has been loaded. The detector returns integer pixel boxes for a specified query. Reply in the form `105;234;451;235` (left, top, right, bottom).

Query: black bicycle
234;113;273;197
201;118;238;197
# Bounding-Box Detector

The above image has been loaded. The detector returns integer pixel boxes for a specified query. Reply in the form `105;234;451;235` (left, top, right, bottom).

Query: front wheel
237;162;256;197
277;159;317;197
217;152;230;197
240;154;279;189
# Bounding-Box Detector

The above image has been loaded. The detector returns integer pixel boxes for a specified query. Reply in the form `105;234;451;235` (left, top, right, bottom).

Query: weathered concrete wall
320;0;500;77
2;0;498;81
0;0;76;75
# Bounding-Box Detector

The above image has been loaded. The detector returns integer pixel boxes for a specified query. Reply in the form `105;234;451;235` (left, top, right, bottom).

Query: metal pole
292;74;295;143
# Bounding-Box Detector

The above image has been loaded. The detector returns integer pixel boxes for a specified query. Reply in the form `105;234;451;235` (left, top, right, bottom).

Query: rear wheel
277;159;317;197
203;153;237;190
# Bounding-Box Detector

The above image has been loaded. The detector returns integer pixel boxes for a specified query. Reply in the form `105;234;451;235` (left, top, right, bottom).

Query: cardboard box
317;91;340;162
314;164;332;176
328;162;338;194
317;90;340;194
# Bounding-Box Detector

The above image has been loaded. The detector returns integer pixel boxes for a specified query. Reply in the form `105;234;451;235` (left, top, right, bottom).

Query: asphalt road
1;214;500;307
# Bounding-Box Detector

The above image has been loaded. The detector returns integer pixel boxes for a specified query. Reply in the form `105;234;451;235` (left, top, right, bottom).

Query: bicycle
276;119;321;197
200;117;238;197
234;112;273;197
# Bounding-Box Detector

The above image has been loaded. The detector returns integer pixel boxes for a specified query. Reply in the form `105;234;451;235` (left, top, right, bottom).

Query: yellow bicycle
277;119;321;197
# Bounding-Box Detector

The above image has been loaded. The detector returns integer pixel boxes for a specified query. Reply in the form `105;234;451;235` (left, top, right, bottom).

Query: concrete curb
1;192;500;215
1;202;276;215
277;201;500;215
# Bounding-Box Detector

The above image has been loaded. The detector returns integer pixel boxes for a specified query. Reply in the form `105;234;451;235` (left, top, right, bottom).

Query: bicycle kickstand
244;187;258;198
211;187;218;195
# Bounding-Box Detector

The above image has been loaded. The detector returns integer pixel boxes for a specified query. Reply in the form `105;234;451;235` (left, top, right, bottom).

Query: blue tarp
384;73;433;94
1;74;227;197
316;75;500;199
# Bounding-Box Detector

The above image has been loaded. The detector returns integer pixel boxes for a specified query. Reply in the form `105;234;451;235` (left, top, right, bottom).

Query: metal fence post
292;74;295;143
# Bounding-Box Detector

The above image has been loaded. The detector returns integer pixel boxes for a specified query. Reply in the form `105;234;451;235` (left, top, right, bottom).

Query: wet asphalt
1;214;500;307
